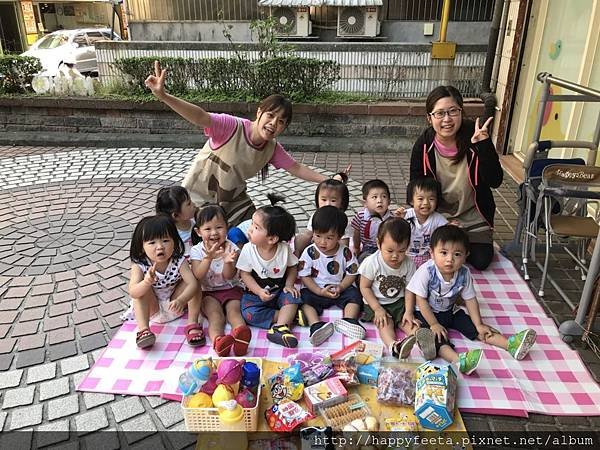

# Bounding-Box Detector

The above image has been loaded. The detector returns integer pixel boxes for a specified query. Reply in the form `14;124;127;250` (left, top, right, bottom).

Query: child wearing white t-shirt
397;178;448;268
298;206;363;346
236;202;302;348
406;225;537;375
358;217;421;359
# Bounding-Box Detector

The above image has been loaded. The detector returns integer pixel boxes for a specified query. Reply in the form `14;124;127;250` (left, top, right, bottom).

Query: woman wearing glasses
409;85;502;270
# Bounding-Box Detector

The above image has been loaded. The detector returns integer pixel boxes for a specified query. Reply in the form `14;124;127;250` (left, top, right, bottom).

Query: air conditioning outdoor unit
272;6;312;37
337;6;380;37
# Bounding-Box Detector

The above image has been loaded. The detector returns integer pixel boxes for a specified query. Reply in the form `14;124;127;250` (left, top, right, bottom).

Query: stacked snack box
414;362;457;431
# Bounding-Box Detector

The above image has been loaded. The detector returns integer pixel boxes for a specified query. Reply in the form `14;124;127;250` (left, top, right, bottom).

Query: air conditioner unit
337;6;380;37
272;6;312;37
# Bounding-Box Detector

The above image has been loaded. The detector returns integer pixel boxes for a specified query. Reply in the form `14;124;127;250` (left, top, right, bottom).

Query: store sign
21;1;37;35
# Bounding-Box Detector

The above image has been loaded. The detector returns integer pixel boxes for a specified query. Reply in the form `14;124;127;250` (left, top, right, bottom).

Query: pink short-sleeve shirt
206;113;295;170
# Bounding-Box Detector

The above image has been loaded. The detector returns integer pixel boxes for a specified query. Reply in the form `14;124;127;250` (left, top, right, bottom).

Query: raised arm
145;60;211;129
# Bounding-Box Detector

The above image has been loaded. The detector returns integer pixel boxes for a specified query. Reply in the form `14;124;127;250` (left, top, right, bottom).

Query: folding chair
531;163;600;300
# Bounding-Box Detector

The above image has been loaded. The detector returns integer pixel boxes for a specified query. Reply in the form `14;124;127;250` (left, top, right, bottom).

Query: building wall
128;20;490;44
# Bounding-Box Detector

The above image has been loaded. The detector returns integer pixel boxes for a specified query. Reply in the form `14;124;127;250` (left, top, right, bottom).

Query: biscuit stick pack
414;362;457;431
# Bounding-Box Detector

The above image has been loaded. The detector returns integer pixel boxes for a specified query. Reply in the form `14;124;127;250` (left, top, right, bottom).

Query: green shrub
112;55;340;102
0;55;42;93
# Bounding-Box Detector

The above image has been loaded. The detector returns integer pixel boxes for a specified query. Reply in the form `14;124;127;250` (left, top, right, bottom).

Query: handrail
537;72;600;99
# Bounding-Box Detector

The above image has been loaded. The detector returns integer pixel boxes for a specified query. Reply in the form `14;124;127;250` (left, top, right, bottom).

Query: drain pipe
480;0;506;121
490;0;510;92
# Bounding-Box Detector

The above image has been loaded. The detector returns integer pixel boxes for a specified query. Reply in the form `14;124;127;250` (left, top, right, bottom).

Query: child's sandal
231;325;252;356
136;328;156;349
213;334;235;357
185;324;206;347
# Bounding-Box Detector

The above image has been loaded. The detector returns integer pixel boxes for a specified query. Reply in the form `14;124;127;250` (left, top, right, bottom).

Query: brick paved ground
0;145;599;448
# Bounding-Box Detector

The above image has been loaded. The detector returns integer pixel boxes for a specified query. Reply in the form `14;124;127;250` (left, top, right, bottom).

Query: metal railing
96;41;486;98
125;0;494;22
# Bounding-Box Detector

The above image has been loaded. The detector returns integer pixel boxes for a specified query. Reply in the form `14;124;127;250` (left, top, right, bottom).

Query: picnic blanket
77;254;600;417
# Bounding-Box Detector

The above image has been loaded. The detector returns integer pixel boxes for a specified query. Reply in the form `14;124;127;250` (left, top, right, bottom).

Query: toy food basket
181;357;263;432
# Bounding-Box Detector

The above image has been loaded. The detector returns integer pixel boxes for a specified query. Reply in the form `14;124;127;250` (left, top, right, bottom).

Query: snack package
268;363;304;404
303;376;347;414
357;362;380;386
331;356;359;386
376;365;416;406
320;393;371;430
287;352;334;387
265;399;314;432
330;340;384;365
414;362;457;431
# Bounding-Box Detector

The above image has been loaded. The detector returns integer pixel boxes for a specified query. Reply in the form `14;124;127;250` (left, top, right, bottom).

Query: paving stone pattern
0;145;598;447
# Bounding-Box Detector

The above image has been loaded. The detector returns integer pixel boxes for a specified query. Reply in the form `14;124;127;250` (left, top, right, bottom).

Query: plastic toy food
217;359;245;385
236;388;257;408
212;383;235;406
187;392;213;408
200;371;218;395
240;361;261;391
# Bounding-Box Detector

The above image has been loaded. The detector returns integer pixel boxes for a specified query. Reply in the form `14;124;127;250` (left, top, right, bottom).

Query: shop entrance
0;2;23;53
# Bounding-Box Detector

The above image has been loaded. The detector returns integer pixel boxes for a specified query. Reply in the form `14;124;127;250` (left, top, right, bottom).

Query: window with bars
126;0;494;23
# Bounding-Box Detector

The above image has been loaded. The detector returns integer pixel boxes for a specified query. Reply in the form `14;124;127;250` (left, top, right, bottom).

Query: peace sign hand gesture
471;117;493;143
144;60;167;99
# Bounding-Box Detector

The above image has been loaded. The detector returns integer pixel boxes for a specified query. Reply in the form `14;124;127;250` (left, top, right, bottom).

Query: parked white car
21;28;120;75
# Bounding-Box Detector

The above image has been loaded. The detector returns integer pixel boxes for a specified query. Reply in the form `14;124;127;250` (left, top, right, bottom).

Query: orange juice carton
414;362;457;431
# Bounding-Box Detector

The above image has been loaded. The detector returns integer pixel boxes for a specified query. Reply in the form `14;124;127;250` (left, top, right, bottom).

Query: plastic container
178;358;213;396
320;393;371;430
218;400;246;431
182;357;263;432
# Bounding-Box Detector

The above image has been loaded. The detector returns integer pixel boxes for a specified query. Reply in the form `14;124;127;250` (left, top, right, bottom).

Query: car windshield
36;34;69;49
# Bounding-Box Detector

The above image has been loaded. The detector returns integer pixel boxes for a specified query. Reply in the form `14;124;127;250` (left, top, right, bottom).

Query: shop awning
322;0;383;6
258;0;382;6
258;1;325;7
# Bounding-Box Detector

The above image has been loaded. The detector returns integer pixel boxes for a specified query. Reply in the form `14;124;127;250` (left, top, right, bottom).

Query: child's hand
224;247;240;264
322;285;340;298
449;219;461;227
373;307;390;328
144;263;157;285
476;323;499;341
394;207;407;218
168;298;186;315
430;323;448;343
401;311;420;329
144;60;166;98
258;288;275;302
283;286;300;298
205;241;225;260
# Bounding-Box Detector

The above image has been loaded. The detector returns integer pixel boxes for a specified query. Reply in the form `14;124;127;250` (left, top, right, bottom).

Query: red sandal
136;328;156;349
185;323;206;347
231;325;252;356
213;334;235;357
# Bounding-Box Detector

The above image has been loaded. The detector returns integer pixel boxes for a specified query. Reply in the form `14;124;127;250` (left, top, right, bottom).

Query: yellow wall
506;0;600;163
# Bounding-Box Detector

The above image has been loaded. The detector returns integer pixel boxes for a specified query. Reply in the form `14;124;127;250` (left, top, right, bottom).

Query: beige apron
182;120;276;227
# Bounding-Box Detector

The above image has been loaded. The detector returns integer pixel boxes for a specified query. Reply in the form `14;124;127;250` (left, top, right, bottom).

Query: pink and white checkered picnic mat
77;254;600;417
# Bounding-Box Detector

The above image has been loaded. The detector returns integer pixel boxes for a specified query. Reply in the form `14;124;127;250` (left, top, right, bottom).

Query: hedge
112;56;340;101
0;55;42;94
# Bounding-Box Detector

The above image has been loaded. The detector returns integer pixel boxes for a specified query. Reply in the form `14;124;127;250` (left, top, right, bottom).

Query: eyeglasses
429;107;462;119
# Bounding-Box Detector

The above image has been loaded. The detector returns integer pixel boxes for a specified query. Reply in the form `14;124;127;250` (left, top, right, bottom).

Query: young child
155;186;197;257
236;201;302;348
189;204;251;357
398;177;448;267
352;179;394;262
406;225;537;375
359;217;420;359
127;215;203;349
294;176;352;256
298;206;364;346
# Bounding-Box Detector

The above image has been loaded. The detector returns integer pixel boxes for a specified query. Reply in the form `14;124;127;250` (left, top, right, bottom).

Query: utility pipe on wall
439;0;452;42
